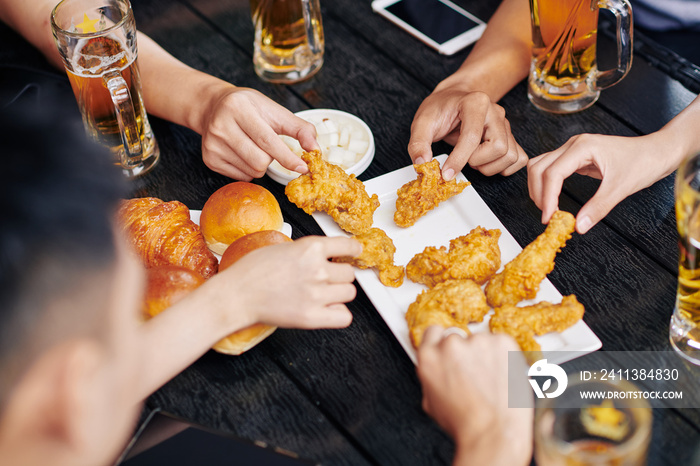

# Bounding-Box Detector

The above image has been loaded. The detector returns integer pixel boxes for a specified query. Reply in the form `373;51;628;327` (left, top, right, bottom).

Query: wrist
452;419;531;466
433;68;484;97
655;96;700;170
184;74;238;136
649;125;693;177
197;273;257;340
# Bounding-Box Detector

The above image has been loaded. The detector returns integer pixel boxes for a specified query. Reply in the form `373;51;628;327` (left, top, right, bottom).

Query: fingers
466;105;509;169
239;114;307;174
527;138;579;224
442;96;520;180
575;182;626;234
326;261;357;284
283;116;319;156
421;325;446;348
276;114;319;174
300;303;353;329
315;236;363;259
202;122;272;179
408;116;437;166
442;99;489;180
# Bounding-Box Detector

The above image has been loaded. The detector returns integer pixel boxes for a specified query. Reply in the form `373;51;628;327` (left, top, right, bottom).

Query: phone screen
385;0;480;44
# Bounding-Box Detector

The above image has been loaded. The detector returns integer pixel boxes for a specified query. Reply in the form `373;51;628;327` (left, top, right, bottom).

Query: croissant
118;197;218;279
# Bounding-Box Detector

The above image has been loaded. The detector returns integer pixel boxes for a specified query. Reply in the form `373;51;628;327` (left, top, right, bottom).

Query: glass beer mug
52;0;159;178
672;151;700;365
528;0;633;114
251;0;324;83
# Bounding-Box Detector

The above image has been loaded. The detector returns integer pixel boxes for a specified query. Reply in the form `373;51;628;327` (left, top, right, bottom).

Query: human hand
408;86;527;180
200;86;319;180
527;132;678;234
416;327;533;466
213;235;361;329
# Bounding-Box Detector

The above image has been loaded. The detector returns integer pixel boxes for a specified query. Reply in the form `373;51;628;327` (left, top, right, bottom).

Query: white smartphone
371;0;486;56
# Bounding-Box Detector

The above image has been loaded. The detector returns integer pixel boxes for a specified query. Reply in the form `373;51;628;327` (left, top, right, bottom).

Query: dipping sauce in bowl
267;109;375;185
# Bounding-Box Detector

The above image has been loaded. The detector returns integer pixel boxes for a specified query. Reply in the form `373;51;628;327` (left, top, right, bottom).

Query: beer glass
52;0;159;178
535;377;651;465
251;0;324;83
672;151;700;365
528;0;633;114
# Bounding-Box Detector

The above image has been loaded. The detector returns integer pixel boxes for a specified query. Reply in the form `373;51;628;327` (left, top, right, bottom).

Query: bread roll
219;230;292;270
211;324;278;356
212;230;292;355
143;265;204;318
200;182;283;255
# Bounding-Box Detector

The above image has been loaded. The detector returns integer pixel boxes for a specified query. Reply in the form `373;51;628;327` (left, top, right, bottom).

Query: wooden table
2;0;699;464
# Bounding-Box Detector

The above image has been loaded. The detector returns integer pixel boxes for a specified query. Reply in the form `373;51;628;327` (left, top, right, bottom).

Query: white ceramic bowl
266;108;375;185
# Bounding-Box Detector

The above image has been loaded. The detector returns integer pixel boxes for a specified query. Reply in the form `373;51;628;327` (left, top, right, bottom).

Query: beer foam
70;36;134;77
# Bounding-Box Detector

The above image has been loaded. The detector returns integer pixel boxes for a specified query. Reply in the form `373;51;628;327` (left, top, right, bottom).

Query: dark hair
0;99;127;382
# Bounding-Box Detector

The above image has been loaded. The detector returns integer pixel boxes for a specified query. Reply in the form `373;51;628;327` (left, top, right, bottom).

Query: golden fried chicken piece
405;279;489;348
485;210;575;308
285;150;379;235
394;159;470;228
406;227;501;287
334;227;405;287
489;295;585;352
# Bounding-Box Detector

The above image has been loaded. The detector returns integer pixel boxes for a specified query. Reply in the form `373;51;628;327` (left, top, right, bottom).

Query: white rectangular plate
312;155;601;365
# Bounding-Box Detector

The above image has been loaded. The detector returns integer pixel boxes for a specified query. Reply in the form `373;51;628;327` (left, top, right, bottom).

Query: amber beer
67;37;157;171
529;0;597;104
51;0;159;177
528;0;632;113
251;0;324;83
672;152;700;364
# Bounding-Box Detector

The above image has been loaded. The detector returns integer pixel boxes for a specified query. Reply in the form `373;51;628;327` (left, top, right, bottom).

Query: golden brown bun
200;182;283;255
143;265;204;319
219;230;292;270
212;229;292;354
212;324;278;355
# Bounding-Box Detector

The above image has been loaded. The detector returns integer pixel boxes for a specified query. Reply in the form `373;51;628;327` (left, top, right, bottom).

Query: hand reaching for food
409;86;527;178
209;235;362;330
199;86;318;180
416;329;533;466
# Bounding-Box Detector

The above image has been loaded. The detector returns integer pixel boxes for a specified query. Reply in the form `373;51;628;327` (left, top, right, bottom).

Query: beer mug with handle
52;0;159;178
528;0;633;114
251;0;324;83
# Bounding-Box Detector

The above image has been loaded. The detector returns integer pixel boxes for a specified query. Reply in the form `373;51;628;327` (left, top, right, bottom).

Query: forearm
136;33;234;135
0;0;64;68
436;0;531;101
655;94;700;173
134;276;255;400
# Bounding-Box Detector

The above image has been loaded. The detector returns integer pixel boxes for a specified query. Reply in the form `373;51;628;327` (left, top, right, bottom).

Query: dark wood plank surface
2;0;700;463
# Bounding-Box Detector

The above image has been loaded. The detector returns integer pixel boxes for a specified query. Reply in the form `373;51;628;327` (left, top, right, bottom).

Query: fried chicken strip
406;226;501;287
485;210;575;308
394;159;470;228
489;295;585;352
405;279;489;347
285;150;379;235
334;227;405;287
